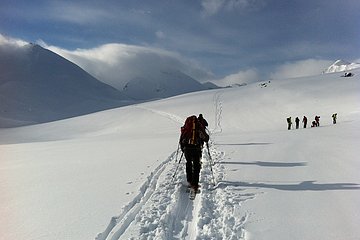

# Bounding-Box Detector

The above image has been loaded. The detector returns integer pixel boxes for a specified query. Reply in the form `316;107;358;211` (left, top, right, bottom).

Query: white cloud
201;0;225;16
224;0;265;11
0;34;214;90
0;34;28;47
201;0;266;16
45;42;213;90
156;30;166;39
46;1;111;25
215;68;259;87
270;59;333;79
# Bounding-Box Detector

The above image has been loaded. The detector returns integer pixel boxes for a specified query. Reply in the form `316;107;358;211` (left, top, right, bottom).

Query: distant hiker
315;116;320;127
198;114;209;147
198;114;208;129
180;115;209;192
287;117;292;130
332;113;337;124
295;117;300;129
302;116;308;128
311;121;317;128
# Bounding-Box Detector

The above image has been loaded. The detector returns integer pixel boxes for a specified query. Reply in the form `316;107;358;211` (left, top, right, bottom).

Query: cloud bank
201;0;266;16
43;43;214;90
0;34;28;47
269;59;333;79
1;34;350;90
215;68;260;86
213;58;337;86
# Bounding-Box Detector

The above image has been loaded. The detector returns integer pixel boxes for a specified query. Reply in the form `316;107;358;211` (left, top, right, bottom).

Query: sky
1;0;360;86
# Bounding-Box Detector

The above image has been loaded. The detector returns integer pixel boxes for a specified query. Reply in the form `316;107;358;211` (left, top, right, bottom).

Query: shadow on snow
217;161;307;168
215;180;360;191
214;142;273;146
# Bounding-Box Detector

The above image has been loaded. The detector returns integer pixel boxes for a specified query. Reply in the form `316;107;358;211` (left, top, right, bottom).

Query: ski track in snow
212;91;223;134
135;106;184;124
96;92;252;240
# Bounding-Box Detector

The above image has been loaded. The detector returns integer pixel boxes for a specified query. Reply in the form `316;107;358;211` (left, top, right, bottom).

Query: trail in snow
96;146;233;240
96;149;194;240
212;91;223;134
96;91;253;240
135;106;184;124
95;152;176;240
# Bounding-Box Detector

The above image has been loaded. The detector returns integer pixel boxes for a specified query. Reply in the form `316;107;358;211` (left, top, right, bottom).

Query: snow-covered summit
122;70;206;100
324;59;360;73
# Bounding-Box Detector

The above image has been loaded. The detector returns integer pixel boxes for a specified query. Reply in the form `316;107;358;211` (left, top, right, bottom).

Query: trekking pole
206;142;216;186
172;152;183;182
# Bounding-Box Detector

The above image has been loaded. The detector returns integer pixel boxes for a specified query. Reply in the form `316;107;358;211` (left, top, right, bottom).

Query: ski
189;188;196;200
186;185;201;193
188;186;200;200
186;188;201;193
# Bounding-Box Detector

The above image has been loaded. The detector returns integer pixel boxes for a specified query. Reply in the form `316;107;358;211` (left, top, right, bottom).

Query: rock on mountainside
0;43;130;127
324;59;360;73
122;70;207;100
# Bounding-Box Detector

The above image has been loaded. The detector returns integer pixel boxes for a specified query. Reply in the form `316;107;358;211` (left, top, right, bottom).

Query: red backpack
180;115;209;148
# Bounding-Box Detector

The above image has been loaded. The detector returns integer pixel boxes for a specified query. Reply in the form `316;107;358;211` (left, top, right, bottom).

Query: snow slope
0;69;359;240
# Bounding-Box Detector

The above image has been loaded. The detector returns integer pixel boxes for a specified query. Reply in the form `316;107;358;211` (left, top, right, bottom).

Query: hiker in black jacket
180;115;209;191
332;113;337;124
295;117;300;129
303;116;308;128
198;114;208;129
287;117;292;130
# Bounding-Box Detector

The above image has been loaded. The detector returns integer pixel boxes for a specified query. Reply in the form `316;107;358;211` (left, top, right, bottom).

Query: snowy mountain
0;43;130;127
0;41;212;127
324;59;360;73
122;70;206;100
201;81;220;89
0;68;359;240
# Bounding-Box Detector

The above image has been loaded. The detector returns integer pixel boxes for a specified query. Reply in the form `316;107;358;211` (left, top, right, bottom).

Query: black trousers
184;147;202;187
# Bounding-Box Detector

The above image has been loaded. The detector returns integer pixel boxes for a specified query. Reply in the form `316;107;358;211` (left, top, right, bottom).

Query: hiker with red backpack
179;115;209;197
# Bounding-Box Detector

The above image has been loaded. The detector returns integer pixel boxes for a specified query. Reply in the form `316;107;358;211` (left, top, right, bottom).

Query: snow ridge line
95;151;176;240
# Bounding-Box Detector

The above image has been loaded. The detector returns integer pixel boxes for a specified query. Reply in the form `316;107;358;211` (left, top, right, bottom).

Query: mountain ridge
0;43;217;127
0;43;130;127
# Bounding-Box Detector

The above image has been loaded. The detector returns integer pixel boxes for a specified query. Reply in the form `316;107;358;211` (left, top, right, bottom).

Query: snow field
0;69;359;240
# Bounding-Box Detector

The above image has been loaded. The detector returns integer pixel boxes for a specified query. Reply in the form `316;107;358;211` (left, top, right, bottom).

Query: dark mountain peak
0;43;130;127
